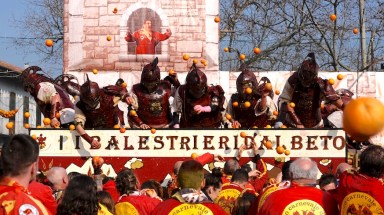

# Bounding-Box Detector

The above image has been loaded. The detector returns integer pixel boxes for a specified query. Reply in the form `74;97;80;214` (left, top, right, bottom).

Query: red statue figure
172;63;226;128
74;75;129;149
227;64;277;128
129;57;180;129
20;66;75;128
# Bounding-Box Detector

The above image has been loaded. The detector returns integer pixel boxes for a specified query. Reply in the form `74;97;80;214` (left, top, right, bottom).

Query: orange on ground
330;14;337;21
289;102;295;108
276;146;285;154
337;74;343;80
43;118;51;125
245;87;252;94
225;113;232;120
45;39;53;47
120;127;126;133
343;97;384;141
69;124;75;130
264;140;273;149
182;54;190;61
284;150;291;156
6;122;14;129
151;128;156;134
264;83;273;91
232;101;239;107
121;82;127;88
353;28;359;34
224;47;229;52
92;69;98;74
24;123;30;129
24;112;31;118
239;54;246;60
328;78;335;85
253;47;261;54
191;153;198;159
240;131;247;138
244;101;251;108
273;110;278;116
129;110;137;116
214;16;220;23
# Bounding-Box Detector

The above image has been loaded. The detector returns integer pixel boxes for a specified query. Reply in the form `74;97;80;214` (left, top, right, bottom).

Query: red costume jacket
0;178;52;215
330;170;384;215
151;198;227;215
28;181;57;214
115;194;161;215
126;30;170;54
258;183;339;215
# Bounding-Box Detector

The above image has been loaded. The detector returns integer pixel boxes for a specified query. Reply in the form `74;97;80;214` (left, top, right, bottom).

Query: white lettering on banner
31;129;346;158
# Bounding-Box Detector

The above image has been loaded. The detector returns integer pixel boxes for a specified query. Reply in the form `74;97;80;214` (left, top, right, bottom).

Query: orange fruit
239;54;246;60
337;74;343;80
31;134;37;140
214;16;220;23
24;123;30;129
129;110;137;116
106;35;112;41
191;153;198;159
273;110;278;116
121;82;127;88
169;69;176;75
36;125;42;128
320;103;325;110
240;132;247;138
69;124;75;130
120;127;126;133
6;122;14;129
245;87;253;94
253;47;261;54
353;28;358;34
182;54;190;61
264;140;273;149
43;118;51;125
113;8;118;14
193;59;198;64
232;101;239;107
203;62;208;67
113;124;120;129
265;125;272;128
24;112;31;118
328;78;335;85
330;14;337;21
201;59;207;64
151;128;156;134
92;69;98;74
264;83;273;91
276;146;285;154
284;150;291;156
225;113;232;120
281;125;287;128
244;101;251;108
289;102;295;108
343;97;384;141
55;112;61;119
224;47;229;52
275;90;280;95
45;39;53;47
92;156;104;166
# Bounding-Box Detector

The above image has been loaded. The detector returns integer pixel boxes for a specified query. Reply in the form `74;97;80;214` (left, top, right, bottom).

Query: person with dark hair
57;174;111;215
74;75;130;148
215;169;257;214
125;17;171;54
141;179;164;200
232;192;257;215
115;169;161;215
67;171;82;181
258;157;339;214
227;64;277;128
0;134;51;214
319;173;337;191
172;63;227;128
276;53;344;128
97;190;115;214
153;160;227;214
330;145;384;214
202;167;223;201
20;66;75;128
129;57;180;129
222;158;241;184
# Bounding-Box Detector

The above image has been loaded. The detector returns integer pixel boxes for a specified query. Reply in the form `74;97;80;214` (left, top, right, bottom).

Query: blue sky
0;1;57;75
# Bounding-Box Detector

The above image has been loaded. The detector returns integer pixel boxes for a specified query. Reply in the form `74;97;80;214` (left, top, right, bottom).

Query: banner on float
30;129;346;158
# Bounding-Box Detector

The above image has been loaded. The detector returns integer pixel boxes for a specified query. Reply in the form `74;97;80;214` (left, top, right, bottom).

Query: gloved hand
173;124;180;128
194;105;211;114
140;123;150;129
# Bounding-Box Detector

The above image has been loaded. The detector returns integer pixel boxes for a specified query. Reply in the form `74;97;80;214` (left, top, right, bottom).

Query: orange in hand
289;102;295;108
225;113;232;120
